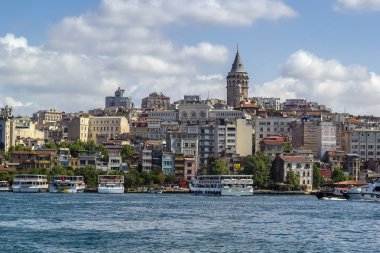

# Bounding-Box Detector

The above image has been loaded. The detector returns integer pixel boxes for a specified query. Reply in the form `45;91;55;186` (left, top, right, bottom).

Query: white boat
344;178;380;201
49;175;86;193
12;174;48;193
98;175;124;194
190;175;254;196
0;181;10;192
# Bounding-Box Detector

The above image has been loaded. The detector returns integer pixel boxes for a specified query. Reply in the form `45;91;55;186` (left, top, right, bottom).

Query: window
187;169;192;174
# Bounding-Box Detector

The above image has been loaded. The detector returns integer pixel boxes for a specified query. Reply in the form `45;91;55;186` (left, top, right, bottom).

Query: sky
1;0;380;116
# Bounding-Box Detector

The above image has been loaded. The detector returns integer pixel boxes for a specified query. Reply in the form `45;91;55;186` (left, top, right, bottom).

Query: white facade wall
317;122;337;158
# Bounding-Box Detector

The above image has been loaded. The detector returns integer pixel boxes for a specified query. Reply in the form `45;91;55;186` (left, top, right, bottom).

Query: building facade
105;87;133;109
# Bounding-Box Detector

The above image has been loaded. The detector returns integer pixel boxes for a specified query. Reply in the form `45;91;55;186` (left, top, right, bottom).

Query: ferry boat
0;181;10;192
344;178;380;201
49;175;86;193
98;175;124;194
12;174;48;193
190;175;254;196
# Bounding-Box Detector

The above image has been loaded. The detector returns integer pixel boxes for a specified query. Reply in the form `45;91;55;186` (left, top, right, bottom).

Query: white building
317;122;337;159
0;106;15;151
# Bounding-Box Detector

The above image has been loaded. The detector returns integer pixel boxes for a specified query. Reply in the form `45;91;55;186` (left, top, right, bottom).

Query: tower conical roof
230;48;245;72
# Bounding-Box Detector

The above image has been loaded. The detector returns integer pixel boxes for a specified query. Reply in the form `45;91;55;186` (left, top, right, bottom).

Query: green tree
208;159;230;175
312;163;324;189
331;168;348;183
283;143;291;153
285;169;301;190
75;166;98;188
243;153;271;189
121;145;134;161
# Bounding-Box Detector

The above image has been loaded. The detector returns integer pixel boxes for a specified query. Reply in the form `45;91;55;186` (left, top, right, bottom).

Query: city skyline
1;0;380;116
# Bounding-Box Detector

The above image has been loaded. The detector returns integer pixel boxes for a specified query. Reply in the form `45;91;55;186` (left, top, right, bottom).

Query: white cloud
256;50;380;115
0;0;296;115
334;0;380;11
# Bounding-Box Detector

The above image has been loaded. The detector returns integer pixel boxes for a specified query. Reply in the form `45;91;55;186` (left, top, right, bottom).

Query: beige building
15;121;45;141
33;108;63;124
342;128;380;161
88;116;129;143
67;116;90;141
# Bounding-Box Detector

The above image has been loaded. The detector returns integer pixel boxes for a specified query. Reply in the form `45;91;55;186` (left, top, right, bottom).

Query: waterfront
0;193;378;253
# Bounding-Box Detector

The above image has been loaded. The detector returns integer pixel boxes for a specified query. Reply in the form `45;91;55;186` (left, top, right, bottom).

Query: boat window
373;187;380;192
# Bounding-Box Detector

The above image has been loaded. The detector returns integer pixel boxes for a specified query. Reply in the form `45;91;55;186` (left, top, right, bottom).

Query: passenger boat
12;174;48;193
189;175;254;196
49;175;86;193
98;175;124;194
0;181;10;192
344;178;380;201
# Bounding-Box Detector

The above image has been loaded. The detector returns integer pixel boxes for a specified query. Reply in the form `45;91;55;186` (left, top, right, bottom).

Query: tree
285;169;301;190
75;166;98;188
331;168;348;183
208;159;230;175
312;163;324;189
243;153;271;189
283;143;291;153
121;145;134;161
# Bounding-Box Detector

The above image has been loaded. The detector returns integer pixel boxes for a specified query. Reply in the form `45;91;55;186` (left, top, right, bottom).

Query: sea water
0;193;378;253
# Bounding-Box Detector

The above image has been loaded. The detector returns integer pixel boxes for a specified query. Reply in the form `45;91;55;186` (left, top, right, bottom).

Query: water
0;193;378;253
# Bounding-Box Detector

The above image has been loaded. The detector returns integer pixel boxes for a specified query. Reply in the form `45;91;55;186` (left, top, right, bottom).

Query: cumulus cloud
0;0;296;115
256;50;380;115
334;0;380;11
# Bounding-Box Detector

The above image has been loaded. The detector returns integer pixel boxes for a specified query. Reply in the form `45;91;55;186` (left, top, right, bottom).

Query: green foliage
42;140;106;158
283;143;291;153
312;163;324;189
331;168;348;183
49;166;75;176
208;159;230;175
121;145;134;161
285;169;301;190
0;171;16;183
243;153;271;189
74;166;99;188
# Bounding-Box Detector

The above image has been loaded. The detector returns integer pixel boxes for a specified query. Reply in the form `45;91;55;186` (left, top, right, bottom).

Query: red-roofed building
260;136;289;157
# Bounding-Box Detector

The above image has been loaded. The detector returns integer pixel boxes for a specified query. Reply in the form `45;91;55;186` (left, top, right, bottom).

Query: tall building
226;48;249;108
105;87;133;109
0;106;15;151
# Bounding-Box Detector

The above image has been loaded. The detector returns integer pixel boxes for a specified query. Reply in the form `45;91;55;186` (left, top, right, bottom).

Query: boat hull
0;187;10;192
49;187;78;193
98;187;124;194
12;186;48;193
345;192;380;201
190;186;253;196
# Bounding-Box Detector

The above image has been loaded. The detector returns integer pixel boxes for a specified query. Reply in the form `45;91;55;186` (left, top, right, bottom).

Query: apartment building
342;128;380;161
255;117;294;153
88;116;129;143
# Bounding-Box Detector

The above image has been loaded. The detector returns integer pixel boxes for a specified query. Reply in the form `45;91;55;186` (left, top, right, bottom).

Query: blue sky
1;0;380;116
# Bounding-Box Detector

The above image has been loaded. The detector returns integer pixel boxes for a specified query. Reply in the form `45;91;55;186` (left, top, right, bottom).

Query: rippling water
0;193;378;252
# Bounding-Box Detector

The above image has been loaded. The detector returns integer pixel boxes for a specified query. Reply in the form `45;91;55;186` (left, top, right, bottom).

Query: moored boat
49;175;86;193
98;175;124;194
12;174;48;193
344;178;380;201
0;181;10;192
190;175;254;196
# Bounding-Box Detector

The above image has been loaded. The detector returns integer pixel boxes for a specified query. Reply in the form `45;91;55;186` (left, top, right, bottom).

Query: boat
97;175;124;194
49;175;86;193
0;181;10;192
189;175;254;196
315;187;350;200
344;178;380;201
12;174;48;193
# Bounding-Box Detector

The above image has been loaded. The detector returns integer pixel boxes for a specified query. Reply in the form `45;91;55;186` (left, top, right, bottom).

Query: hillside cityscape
0;48;379;191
